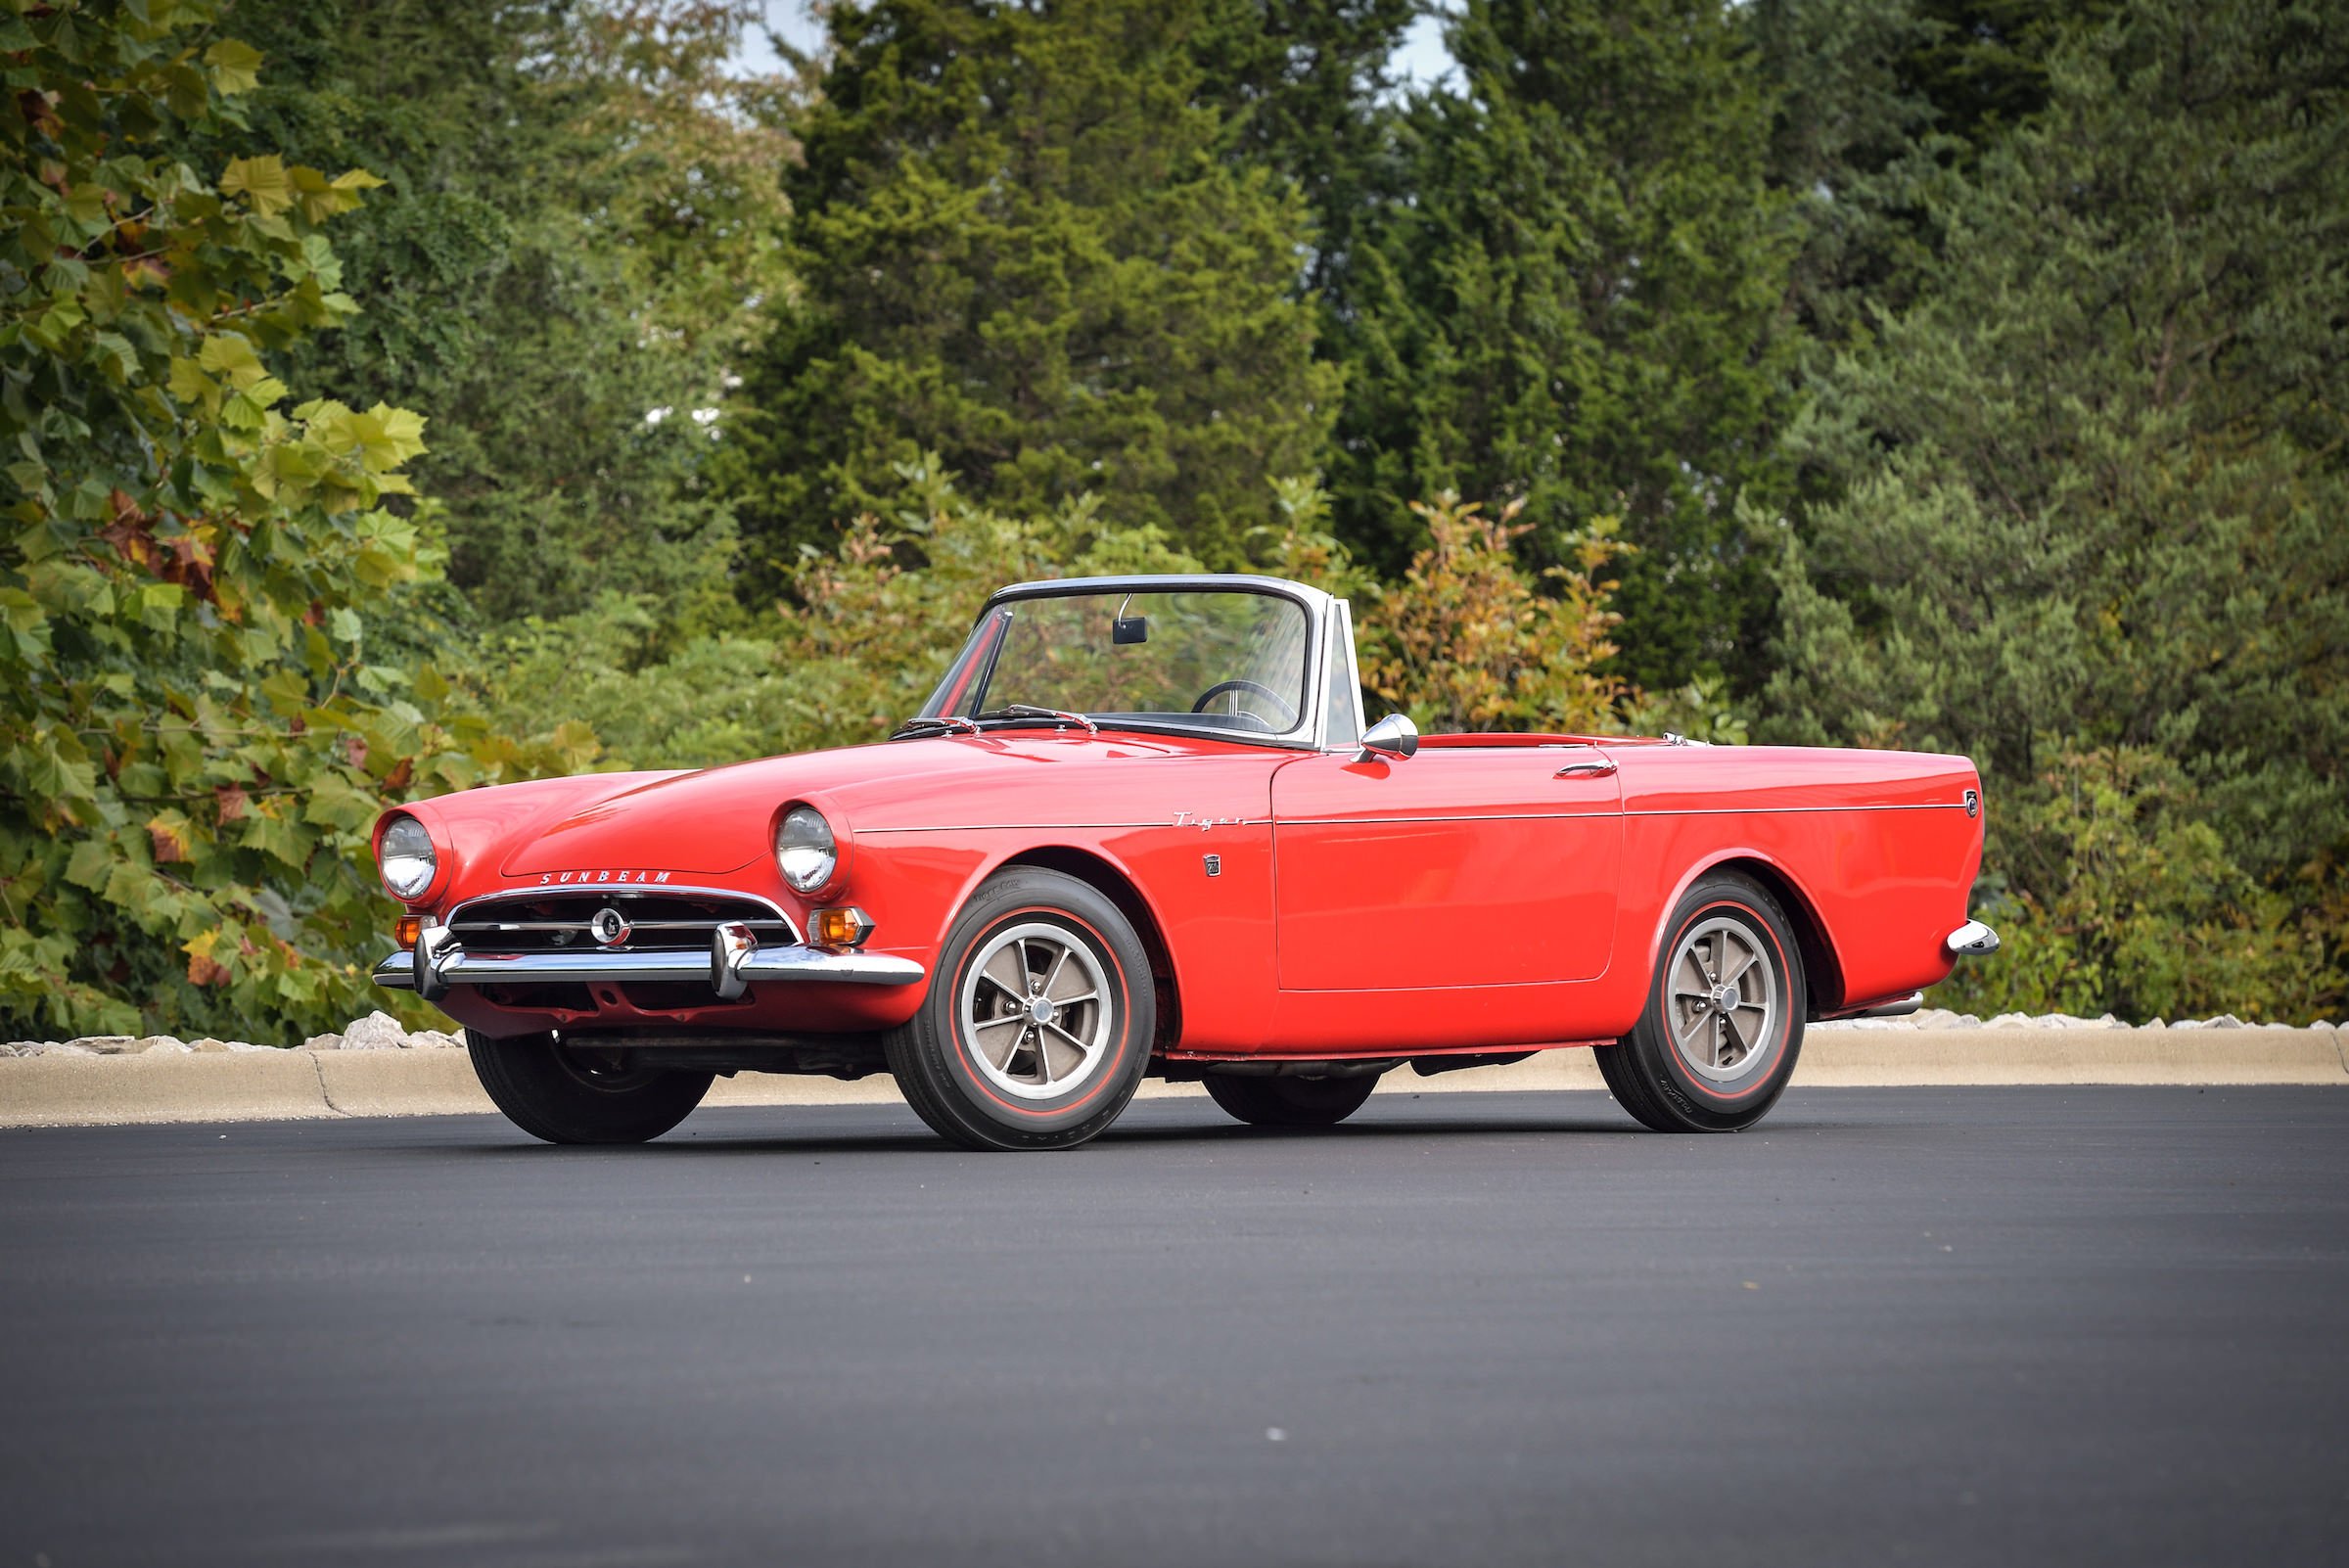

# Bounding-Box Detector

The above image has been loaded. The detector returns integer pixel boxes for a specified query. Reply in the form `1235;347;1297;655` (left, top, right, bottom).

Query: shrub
0;1;588;1040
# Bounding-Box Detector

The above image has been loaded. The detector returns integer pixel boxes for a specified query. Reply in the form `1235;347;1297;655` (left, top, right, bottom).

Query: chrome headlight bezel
378;813;438;902
775;804;839;895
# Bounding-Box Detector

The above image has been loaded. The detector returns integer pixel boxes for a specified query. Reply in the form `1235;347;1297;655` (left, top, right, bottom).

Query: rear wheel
1599;873;1805;1133
1203;1071;1380;1128
465;1031;713;1144
884;868;1155;1151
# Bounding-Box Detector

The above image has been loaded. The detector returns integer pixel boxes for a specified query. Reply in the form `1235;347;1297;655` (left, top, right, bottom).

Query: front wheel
884;868;1156;1151
1597;873;1806;1133
465;1031;714;1144
1203;1072;1380;1128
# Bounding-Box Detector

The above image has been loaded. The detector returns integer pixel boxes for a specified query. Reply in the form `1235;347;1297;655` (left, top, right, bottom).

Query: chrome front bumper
376;919;925;1002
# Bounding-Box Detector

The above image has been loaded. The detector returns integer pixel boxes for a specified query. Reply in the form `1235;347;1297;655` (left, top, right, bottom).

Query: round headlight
379;814;438;900
776;805;838;893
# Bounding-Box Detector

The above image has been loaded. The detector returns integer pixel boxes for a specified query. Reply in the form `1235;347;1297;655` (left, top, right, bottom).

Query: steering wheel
1190;679;1299;732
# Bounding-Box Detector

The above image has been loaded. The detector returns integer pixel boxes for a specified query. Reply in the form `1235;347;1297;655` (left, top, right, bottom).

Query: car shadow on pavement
426;1110;1664;1159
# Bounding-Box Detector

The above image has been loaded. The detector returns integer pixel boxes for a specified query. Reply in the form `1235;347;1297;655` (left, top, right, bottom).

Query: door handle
1554;759;1617;779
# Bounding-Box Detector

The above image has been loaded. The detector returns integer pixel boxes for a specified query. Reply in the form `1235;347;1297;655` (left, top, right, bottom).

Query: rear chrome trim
1946;920;2001;957
1820;990;1925;1021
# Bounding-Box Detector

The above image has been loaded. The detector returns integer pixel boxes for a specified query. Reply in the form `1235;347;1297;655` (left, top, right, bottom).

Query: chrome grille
446;889;796;956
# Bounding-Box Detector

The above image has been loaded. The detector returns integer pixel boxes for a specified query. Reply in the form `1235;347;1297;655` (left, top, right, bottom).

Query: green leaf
90;332;140;384
0;587;51;664
205;38;265;97
197;332;267;389
25;733;99;804
135;582;186;632
220;156;294;219
101;860;154;917
65;837;115;891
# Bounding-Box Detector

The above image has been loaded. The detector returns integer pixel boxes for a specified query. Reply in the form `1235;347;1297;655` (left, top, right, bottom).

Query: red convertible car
373;574;1998;1150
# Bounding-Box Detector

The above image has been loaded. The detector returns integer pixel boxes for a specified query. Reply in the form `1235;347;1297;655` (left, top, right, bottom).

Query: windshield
918;589;1313;739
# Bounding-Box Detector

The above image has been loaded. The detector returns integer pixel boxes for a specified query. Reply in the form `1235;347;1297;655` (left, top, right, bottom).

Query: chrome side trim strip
862;803;1971;834
1278;811;1619;826
1946;920;2001;957
858;820;1241;834
1624;802;1975;817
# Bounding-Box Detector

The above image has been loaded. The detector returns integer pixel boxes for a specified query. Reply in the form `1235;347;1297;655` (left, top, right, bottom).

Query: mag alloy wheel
884;867;1156;1152
1664;916;1780;1085
1598;873;1806;1134
957;923;1117;1102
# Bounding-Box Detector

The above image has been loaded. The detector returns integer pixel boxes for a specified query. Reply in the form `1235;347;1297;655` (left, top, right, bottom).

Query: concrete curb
2;1024;2341;1130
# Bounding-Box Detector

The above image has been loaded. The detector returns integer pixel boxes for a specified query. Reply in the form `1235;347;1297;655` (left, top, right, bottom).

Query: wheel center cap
1711;984;1739;1012
1026;996;1056;1027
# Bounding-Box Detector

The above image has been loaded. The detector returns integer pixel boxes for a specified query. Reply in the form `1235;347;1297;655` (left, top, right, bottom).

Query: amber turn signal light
393;914;423;949
809;906;875;949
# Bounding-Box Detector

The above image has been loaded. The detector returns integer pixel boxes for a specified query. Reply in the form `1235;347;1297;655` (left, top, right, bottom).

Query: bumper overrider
376;920;926;1003
1945;920;2002;957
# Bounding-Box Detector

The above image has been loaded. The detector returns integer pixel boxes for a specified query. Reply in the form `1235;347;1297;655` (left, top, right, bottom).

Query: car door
1268;745;1624;991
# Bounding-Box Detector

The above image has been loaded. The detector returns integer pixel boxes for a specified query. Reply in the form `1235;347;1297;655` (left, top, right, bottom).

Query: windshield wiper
890;715;983;740
974;704;1100;736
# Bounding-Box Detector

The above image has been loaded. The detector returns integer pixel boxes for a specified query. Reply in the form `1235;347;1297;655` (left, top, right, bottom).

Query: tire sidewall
1635;881;1805;1130
906;871;1154;1144
1203;1071;1379;1128
465;1030;713;1144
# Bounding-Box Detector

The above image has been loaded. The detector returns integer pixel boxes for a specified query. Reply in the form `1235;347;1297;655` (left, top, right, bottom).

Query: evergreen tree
1766;0;2349;1020
197;0;793;626
1189;0;1416;295
722;0;1340;589
1325;0;1801;695
1753;0;2117;343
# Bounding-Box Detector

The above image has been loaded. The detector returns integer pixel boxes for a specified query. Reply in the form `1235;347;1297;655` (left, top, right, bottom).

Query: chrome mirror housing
1358;713;1418;763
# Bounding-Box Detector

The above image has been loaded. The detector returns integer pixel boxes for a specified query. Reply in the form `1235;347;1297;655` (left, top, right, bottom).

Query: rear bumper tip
1946;920;2001;957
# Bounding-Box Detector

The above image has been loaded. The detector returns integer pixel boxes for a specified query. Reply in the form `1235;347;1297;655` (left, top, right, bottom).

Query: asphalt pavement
4;1086;2345;1567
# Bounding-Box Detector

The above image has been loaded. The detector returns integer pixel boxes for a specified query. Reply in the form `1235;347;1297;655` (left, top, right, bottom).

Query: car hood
493;731;1234;878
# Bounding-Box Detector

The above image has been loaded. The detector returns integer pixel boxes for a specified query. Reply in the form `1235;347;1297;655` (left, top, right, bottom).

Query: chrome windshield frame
917;575;1355;753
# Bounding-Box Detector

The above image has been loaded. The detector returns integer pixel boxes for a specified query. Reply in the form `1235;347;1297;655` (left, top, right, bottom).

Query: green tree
1766;0;2349;1022
1189;0;1416;296
0;0;590;1040
1325;0;1802;696
191;0;794;627
1752;0;2117;343
469;463;1210;768
723;0;1340;591
1356;494;1628;736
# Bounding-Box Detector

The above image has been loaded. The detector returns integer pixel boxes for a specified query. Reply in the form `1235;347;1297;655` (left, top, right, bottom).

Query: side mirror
1357;713;1418;763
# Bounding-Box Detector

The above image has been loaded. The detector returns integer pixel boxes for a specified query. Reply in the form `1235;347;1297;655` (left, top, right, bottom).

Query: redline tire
1202;1072;1380;1128
1601;873;1806;1133
884;868;1156;1152
465;1030;713;1144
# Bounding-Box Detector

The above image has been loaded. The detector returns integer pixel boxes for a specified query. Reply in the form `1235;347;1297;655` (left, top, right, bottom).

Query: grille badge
588;906;633;947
